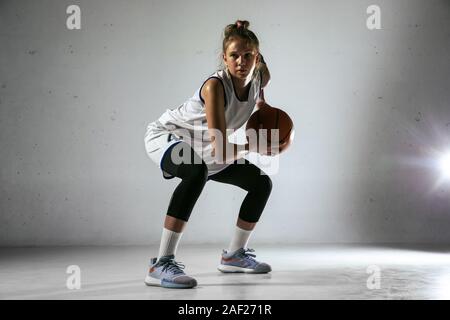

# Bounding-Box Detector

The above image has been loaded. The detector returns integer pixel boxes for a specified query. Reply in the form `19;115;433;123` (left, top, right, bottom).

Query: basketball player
144;20;281;289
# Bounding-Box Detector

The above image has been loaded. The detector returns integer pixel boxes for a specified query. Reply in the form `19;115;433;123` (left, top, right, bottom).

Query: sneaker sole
144;275;197;289
217;264;271;274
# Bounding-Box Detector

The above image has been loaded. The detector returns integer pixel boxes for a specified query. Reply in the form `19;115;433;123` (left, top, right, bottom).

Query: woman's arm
202;78;249;164
256;54;271;111
258;54;271;89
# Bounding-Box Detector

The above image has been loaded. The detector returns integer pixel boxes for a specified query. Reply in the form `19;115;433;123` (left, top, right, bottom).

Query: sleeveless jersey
145;68;262;176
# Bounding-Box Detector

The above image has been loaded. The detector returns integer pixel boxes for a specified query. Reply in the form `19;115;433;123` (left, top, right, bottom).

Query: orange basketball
245;104;294;154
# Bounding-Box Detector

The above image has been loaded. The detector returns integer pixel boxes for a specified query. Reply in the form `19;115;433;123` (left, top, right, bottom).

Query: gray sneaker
217;248;272;273
144;255;197;289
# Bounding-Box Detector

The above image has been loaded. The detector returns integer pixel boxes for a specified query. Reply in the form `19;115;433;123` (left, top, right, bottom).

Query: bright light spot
439;152;450;178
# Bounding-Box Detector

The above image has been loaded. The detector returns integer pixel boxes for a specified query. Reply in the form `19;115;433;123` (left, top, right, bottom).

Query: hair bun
235;20;250;29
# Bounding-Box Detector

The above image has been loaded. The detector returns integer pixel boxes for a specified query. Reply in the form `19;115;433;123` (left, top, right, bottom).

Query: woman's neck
232;79;250;101
226;68;252;87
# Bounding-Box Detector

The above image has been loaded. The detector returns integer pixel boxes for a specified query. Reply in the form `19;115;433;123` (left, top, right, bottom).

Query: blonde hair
219;20;262;73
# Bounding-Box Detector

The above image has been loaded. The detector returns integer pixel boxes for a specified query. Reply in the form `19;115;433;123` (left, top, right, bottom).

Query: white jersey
145;68;262;176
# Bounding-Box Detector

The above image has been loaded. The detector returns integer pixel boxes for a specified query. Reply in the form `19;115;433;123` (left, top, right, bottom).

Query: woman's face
223;37;259;81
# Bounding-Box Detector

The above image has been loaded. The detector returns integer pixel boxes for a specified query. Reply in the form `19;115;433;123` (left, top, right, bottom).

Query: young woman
144;20;279;289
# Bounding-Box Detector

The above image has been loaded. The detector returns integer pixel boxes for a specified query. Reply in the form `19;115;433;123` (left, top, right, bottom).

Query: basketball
245;104;294;154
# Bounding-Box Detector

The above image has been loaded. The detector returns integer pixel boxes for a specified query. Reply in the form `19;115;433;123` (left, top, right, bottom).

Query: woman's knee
252;173;273;196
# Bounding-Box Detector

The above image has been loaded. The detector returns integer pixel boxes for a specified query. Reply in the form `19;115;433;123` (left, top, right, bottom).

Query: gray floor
1;244;450;300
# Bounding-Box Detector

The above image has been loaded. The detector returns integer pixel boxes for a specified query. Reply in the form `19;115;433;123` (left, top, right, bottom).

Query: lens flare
439;152;450;179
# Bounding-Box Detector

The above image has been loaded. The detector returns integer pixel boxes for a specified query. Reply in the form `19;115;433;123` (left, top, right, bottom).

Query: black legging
161;141;272;223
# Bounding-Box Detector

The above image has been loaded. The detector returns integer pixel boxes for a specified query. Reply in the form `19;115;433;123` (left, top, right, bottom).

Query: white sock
157;228;183;260
228;226;253;253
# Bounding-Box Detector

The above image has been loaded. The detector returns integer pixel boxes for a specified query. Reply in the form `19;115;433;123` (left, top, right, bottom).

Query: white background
1;0;450;245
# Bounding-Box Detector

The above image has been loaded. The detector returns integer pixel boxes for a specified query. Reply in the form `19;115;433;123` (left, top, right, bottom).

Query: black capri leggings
161;141;272;223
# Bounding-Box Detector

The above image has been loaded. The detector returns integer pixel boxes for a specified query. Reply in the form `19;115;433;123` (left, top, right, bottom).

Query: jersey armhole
199;76;227;107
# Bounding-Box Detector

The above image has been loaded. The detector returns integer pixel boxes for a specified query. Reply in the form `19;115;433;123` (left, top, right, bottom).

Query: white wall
1;0;450;246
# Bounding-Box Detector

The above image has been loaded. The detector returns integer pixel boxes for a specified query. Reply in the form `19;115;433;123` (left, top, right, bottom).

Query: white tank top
145;68;262;175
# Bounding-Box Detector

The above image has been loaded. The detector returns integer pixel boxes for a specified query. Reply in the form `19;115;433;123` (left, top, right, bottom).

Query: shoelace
158;259;186;275
240;248;257;261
